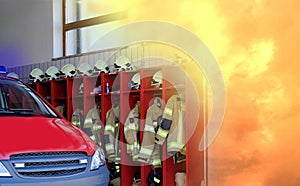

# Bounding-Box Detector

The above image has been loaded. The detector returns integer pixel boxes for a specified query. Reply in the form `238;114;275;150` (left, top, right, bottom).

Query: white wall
0;0;53;68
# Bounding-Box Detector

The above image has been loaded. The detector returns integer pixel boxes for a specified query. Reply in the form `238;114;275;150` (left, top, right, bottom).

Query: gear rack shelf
28;64;207;186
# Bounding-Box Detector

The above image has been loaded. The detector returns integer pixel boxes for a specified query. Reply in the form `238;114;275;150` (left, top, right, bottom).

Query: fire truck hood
0;116;96;160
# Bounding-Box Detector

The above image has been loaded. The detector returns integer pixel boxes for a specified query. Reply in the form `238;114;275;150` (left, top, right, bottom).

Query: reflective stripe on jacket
104;105;120;162
124;101;140;160
83;105;103;147
138;97;163;168
155;95;186;155
71;108;84;129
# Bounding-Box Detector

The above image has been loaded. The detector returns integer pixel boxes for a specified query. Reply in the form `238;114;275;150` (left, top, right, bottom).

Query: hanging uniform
124;101;140;161
55;104;65;116
104;105;120;163
83;105;102;147
155;95;186;155
138;97;163;168
71;108;84;129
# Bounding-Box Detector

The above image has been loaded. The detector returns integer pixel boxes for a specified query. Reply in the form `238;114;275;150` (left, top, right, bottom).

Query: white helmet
77;63;93;76
29;68;45;82
129;72;140;90
60;64;77;78
45;66;60;80
7;72;19;79
114;56;132;72
93;60;110;75
151;70;162;88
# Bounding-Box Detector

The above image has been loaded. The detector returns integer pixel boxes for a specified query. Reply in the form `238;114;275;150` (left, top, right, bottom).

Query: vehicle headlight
0;162;11;177
90;148;106;170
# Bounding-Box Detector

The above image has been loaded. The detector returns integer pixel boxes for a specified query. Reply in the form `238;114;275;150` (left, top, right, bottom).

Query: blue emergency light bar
0;65;7;74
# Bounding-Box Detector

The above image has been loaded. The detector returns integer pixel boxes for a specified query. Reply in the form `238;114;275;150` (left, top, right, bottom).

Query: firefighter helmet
7;72;19;79
45;66;60;80
129;72;140;90
77;63;93;76
29;68;45;82
93;60;109;74
114;56;132;72
151;70;162;88
60;64;77;78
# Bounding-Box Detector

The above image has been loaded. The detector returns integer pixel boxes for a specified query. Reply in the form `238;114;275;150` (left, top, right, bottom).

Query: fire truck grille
10;151;88;178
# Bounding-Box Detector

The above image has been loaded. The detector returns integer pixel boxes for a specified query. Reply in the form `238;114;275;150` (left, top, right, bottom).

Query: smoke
107;0;300;185
206;0;300;185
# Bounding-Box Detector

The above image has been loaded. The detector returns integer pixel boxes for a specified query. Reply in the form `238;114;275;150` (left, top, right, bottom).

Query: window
65;0;124;23
0;79;57;117
53;0;127;57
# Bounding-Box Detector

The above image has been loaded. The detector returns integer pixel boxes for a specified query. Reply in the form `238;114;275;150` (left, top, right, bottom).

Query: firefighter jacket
124;101;140;160
71;108;84;129
104;105;120;163
83;105;102;147
155;95;186;155
138;97;163;168
56;104;65;116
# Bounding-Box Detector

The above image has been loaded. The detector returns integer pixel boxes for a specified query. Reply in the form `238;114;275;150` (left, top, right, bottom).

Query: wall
0;0;53;68
0;2;176;82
